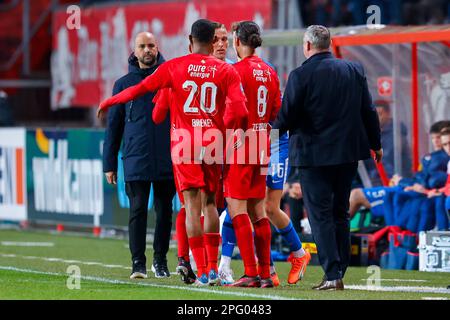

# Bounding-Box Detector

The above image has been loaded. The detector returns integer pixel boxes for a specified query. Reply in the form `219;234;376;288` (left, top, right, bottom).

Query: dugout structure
264;25;450;183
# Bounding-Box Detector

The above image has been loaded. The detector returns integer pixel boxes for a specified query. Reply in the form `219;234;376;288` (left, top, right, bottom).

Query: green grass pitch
0;229;449;300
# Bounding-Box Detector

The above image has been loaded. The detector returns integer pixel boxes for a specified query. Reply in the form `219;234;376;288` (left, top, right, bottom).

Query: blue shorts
363;186;389;217
266;132;289;190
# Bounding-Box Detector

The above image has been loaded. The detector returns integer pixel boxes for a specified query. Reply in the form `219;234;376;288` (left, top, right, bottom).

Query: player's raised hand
373;148;383;163
97;106;106;119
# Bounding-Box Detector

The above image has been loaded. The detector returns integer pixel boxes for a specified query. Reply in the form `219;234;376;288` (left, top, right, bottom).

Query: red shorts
223;164;266;200
173;166;185;204
173;163;221;194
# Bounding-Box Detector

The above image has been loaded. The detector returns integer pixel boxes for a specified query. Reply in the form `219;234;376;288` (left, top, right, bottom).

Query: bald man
102;32;176;279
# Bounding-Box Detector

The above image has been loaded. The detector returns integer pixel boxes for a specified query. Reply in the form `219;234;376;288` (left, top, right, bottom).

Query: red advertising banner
51;0;272;109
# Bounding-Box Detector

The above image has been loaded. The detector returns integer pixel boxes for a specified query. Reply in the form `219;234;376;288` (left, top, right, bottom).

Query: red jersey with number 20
99;53;247;162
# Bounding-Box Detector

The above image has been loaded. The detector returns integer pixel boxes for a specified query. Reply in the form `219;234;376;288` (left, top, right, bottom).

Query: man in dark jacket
273;25;382;290
103;32;175;279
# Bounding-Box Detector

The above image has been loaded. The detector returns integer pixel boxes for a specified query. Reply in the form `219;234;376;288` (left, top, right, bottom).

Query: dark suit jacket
102;53;173;182
273;52;381;167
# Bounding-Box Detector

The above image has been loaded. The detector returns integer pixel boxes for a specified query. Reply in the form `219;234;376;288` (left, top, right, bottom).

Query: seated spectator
350;120;450;221
401;122;450;192
428;127;450;230
372;127;449;232
439;128;450;198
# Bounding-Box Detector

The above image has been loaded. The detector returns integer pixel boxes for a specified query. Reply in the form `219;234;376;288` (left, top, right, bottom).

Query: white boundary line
360;279;428;283
0;253;131;270
0;265;298;300
346;285;450;295
1;241;55;247
0;252;183;275
2;252;449;297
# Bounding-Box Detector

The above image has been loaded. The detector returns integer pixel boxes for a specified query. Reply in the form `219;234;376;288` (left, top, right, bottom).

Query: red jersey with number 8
231;55;281;165
233;56;281;130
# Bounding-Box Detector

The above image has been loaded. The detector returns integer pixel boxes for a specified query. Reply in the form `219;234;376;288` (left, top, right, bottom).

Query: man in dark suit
103;32;175;279
273;25;382;290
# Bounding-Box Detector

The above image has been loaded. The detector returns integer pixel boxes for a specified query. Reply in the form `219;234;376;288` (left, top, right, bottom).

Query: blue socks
277;221;302;253
221;210;236;258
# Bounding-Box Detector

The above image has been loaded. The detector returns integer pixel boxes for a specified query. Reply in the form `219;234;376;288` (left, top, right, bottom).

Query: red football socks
253;218;272;279
188;236;207;277
232;214;258;277
200;216;208;262
204;233;220;273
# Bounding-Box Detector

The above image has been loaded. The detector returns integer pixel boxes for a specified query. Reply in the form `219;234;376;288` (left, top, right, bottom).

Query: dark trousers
125;180;176;265
298;162;358;281
286;196;304;234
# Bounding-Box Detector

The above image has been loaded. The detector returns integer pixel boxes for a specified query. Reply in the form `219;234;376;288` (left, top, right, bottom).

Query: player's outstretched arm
97;81;150;119
97;62;172;119
152;88;170;124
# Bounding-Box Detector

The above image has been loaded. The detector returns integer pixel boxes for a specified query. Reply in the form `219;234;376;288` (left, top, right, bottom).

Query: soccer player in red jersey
223;21;282;288
152;87;197;284
97;19;248;286
152;24;231;284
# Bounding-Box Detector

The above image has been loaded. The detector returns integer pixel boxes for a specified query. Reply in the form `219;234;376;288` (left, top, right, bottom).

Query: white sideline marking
346;285;450;295
22;256;39;260
360;278;428;283
1;241;55;247
0;253;131;270
82;261;106;266
43;258;64;262
3;252;448;296
103;264;127;269
0;253;197;277
0;266;298;300
123;244;178;249
422;297;449;300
